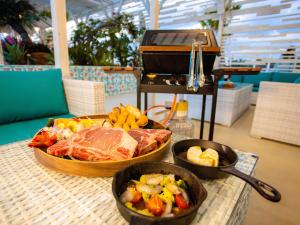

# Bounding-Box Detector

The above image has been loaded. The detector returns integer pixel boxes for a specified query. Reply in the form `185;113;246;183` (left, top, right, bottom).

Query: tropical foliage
69;13;145;66
0;0;50;43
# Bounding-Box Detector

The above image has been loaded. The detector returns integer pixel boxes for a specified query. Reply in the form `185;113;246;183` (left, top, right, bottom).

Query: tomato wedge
145;195;165;216
175;194;189;209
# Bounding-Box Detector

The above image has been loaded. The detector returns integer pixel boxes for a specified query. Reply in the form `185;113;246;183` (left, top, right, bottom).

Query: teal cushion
272;72;300;83
243;72;273;87
0;114;74;145
0;69;68;125
230;76;243;83
294;77;300;84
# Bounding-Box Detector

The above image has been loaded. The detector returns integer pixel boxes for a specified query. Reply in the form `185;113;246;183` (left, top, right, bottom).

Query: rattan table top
0;134;258;225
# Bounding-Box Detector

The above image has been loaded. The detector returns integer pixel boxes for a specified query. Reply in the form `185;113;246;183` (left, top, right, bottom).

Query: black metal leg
209;82;218;141
137;84;141;110
134;69;141;110
137;92;141;110
200;94;206;139
144;92;148;115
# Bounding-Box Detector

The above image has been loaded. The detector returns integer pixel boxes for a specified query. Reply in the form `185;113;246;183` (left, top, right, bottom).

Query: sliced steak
47;127;137;161
128;129;171;156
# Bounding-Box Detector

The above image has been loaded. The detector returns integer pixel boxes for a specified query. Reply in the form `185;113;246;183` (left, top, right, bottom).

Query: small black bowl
112;161;207;225
172;139;238;179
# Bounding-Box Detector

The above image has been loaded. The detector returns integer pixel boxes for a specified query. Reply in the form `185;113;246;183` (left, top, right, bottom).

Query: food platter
34;115;171;177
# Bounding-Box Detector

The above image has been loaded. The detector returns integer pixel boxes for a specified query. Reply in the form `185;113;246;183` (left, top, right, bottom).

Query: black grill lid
139;29;220;75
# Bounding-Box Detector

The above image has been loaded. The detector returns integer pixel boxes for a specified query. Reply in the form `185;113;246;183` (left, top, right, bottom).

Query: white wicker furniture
251;82;300;145
188;84;253;127
63;78;105;116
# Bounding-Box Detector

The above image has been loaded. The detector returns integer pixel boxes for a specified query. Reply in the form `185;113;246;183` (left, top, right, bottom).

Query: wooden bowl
34;115;171;177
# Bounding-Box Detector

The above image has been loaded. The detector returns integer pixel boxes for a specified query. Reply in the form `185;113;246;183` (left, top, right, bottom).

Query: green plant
69;43;93;65
0;0;50;43
69;13;145;66
200;19;219;31
200;3;241;31
3;42;27;64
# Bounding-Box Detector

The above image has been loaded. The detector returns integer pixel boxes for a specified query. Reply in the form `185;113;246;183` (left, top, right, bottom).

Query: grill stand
134;67;261;141
134;69;221;141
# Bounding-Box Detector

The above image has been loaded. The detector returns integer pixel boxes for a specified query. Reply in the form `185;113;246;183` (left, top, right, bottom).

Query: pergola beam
50;0;70;77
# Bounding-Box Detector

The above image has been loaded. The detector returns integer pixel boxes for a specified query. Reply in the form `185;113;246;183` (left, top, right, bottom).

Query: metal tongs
187;39;205;92
187;39;197;92
197;40;205;88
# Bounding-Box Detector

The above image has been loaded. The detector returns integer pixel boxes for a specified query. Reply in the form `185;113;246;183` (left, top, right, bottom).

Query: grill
135;29;260;140
140;29;219;77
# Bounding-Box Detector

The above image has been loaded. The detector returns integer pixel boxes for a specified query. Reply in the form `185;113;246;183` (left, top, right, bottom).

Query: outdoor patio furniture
0;69;105;145
188;83;253;127
251;81;300;146
0;133;258;225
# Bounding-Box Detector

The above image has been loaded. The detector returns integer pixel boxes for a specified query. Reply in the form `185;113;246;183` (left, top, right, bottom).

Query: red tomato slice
175;194;189;209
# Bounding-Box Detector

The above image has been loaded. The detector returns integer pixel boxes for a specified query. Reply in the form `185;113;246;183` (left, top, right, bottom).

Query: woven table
0;134;258;225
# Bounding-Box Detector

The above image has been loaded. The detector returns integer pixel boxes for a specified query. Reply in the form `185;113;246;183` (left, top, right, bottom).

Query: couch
0;69;105;145
220;72;300;104
251;81;300;146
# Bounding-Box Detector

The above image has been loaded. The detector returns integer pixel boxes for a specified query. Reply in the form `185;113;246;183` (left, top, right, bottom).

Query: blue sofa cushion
272;72;300;83
243;72;273;87
0;114;74;145
230;75;243;83
0;69;69;125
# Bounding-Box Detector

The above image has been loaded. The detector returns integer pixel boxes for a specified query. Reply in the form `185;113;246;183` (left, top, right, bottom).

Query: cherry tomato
175;194;189;209
145;195;165;216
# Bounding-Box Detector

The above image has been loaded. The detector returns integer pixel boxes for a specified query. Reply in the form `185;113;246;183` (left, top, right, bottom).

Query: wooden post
149;0;159;118
50;0;70;77
0;42;4;64
150;0;159;29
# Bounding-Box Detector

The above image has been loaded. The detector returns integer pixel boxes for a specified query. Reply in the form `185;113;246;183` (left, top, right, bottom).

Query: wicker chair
63;78;105;116
251;81;300;145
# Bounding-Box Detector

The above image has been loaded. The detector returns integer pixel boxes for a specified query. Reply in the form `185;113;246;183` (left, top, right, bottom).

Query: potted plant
25;42;52;65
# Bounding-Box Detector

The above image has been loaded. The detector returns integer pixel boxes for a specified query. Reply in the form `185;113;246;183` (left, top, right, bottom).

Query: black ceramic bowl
112;161;207;225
